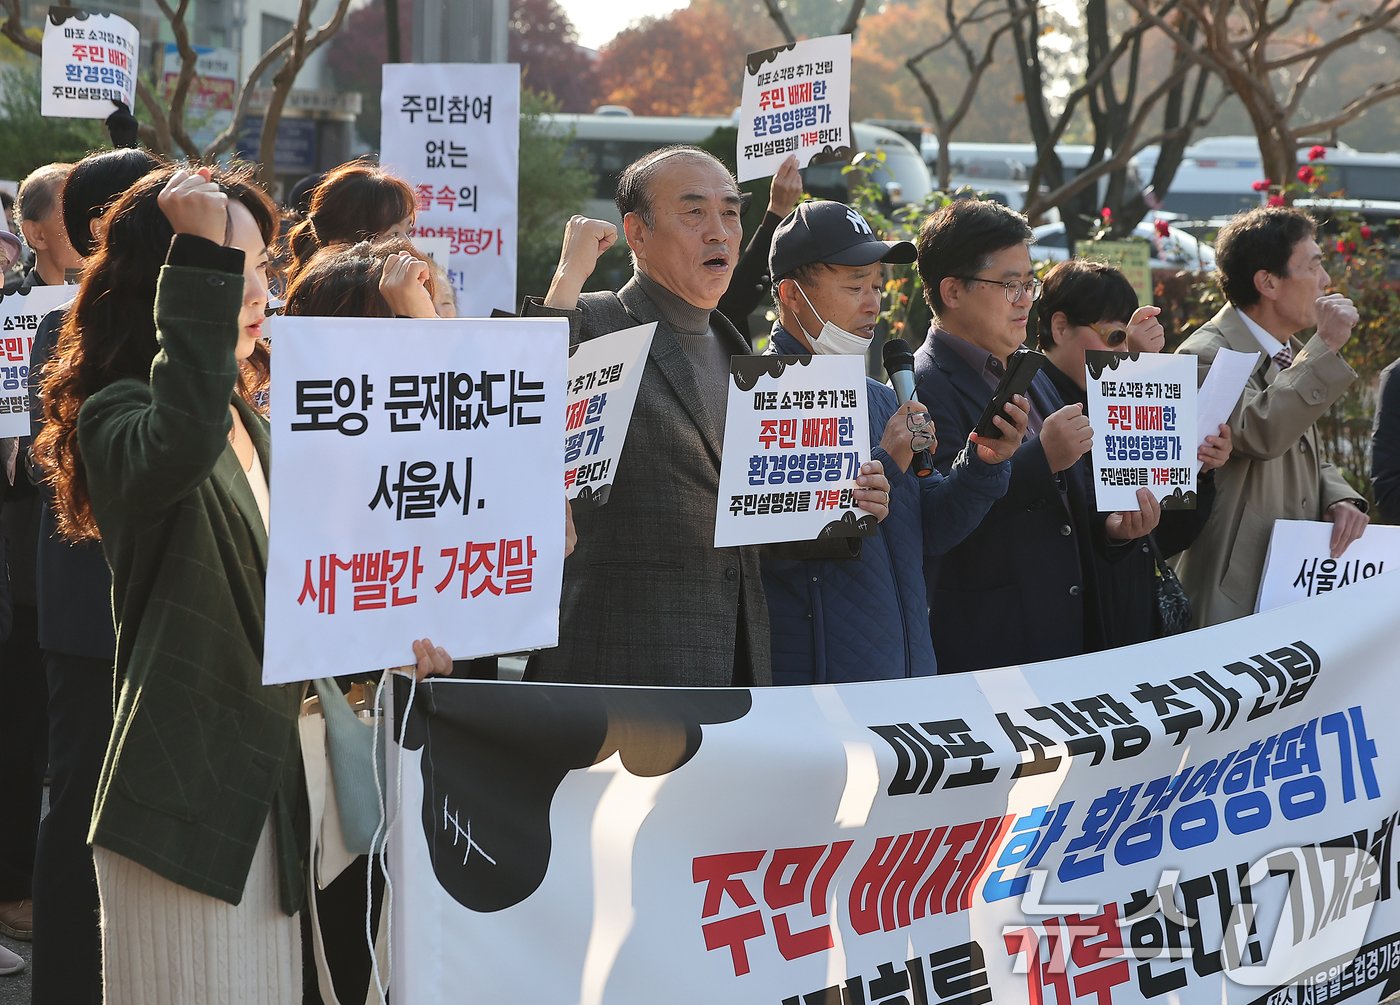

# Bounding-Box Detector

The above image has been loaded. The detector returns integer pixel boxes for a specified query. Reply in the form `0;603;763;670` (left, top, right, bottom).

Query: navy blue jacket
915;329;1117;672
760;326;1009;685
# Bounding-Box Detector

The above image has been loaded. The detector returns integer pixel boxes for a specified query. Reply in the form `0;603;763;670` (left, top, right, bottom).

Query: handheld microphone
881;338;934;478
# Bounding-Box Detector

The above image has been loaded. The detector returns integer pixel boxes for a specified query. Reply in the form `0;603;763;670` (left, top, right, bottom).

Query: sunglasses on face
1088;322;1129;348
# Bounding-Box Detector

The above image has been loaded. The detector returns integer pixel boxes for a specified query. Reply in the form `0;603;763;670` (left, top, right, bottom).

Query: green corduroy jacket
80;243;306;912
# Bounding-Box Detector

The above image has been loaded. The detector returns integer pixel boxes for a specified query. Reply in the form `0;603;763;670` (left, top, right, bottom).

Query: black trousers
30;651;112;1005
0;602;46;902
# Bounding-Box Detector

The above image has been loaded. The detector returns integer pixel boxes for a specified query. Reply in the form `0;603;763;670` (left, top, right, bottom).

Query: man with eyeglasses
757;200;1029;684
911;199;1161;672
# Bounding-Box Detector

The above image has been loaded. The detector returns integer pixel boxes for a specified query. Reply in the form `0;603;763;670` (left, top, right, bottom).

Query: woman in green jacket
33;164;449;1004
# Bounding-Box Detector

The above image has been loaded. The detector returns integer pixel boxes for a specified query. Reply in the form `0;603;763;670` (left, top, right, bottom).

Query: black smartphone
973;348;1044;439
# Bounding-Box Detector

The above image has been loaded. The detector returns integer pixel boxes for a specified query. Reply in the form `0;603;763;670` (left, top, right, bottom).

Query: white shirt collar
1236;307;1288;359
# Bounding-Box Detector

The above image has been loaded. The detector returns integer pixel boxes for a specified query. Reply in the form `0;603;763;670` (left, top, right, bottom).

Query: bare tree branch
838;0;868;38
1131;0;1400;187
204;0;354;167
1;0;40;55
151;0;203;158
761;0;796;45
908;0;1025;188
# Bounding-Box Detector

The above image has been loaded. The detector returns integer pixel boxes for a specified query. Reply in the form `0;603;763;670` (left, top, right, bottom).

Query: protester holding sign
30;164;450;1003
523;147;772;686
913;200;1159;672
523;147;885;687
1173;206;1367;628
1036;259;1232;646
760;199;1024;683
717;152;803;339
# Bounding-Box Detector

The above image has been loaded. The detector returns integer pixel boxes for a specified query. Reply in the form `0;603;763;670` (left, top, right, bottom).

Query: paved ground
0;788;39;1004
0;931;31;1004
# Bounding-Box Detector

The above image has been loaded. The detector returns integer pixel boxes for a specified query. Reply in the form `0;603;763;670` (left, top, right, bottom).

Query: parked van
539;112;934;228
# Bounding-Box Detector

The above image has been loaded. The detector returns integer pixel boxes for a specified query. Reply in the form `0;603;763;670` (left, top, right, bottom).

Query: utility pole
411;0;508;63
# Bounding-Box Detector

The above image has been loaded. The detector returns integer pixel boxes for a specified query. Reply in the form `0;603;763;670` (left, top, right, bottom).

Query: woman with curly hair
32;163;448;1004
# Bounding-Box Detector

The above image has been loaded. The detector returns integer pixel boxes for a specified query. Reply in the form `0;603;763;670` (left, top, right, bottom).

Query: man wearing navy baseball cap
760;200;1029;685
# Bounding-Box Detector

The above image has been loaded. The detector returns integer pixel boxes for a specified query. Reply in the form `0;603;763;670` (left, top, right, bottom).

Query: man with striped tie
1173;206;1368;627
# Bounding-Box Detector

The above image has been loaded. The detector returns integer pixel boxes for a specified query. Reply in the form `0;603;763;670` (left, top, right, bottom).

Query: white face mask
792;281;873;356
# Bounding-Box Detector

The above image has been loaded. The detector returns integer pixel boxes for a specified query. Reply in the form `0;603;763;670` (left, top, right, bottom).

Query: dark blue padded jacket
760;326;1010;684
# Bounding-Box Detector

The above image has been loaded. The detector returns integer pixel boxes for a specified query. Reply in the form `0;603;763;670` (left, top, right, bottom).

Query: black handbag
1148;536;1192;636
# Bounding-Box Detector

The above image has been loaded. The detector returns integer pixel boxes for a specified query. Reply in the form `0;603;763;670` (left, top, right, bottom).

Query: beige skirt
94;821;301;1005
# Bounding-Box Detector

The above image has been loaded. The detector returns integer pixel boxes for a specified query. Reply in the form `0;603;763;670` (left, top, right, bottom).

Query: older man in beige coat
1174;206;1368;627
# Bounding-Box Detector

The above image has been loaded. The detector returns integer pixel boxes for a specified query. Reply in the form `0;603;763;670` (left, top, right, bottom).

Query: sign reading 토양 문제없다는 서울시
262;315;567;685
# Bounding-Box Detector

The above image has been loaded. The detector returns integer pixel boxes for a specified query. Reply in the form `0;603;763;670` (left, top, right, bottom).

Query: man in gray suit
1174;206;1368;626
525;146;891;687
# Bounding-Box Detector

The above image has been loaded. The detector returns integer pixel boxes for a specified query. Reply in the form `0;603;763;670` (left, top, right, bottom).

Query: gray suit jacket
525;278;771;687
1172;304;1359;627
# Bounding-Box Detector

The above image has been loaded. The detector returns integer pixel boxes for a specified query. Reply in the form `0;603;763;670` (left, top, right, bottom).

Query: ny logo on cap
846;208;873;236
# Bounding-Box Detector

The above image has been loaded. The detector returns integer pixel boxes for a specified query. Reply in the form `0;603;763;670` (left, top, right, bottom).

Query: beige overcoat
1172;304;1360;627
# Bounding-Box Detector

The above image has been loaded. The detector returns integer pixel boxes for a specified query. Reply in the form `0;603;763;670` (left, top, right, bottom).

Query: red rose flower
1308;145;1327;161
1267;195;1286;207
1155;219;1171;238
1297;165;1316;185
1100;207;1112;222
1361;224;1374;240
1252;178;1272;192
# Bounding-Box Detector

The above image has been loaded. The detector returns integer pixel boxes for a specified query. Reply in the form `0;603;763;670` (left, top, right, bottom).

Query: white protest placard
41;7;139;120
715;354;872;547
264;316;568;685
1255;518;1400;614
1194;346;1256;472
410;236;451;270
381;63;520;317
1085;350;1197;512
564;322;655;508
0;285;73;437
737;34;852;183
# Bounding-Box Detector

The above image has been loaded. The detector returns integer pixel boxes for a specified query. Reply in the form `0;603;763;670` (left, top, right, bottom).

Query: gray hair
16;163;74;224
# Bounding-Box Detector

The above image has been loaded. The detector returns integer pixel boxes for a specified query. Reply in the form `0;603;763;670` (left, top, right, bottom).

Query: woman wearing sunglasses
1035;258;1232;647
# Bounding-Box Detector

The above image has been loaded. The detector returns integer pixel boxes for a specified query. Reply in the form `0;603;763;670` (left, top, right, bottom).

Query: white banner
564;322;655;507
1086;350;1197;511
1255;519;1400;614
380;63;520;318
41;7;139;120
737;34;852;183
0;285;72;437
388;574;1400;1004
263;316;567;685
714;354;872;548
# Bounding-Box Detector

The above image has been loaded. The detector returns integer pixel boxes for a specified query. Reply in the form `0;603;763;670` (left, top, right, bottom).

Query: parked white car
1031;219;1216;272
